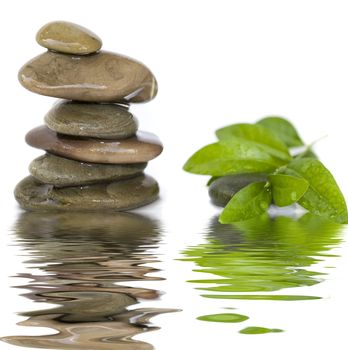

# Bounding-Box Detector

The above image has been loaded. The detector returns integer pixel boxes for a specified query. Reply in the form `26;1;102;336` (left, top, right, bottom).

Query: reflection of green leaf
197;313;249;323
182;213;343;327
220;182;271;223
183;140;288;176
182;214;342;294
201;294;321;301
239;327;283;334
269;174;309;207
284;158;348;223
257;116;304;147
216;123;291;161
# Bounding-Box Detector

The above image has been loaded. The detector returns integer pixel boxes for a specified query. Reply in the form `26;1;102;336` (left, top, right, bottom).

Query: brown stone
18;51;157;103
29;153;146;187
14;175;159;211
44;101;138;139
26;126;163;164
36;21;102;55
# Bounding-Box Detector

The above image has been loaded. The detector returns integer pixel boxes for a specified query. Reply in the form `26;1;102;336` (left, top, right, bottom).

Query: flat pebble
26;126;163;164
45;101;138;139
36;21;102;55
14;175;159;211
29;153;146;187
18;51;157;103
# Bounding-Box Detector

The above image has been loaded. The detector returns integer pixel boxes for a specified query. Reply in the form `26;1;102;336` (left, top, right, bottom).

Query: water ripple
181;213;343;332
2;212;177;349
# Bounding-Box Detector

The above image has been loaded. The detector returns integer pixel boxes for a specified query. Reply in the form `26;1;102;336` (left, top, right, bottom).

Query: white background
1;1;348;349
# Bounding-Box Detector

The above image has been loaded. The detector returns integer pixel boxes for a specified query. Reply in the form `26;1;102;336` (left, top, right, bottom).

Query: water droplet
260;201;268;209
291;191;297;200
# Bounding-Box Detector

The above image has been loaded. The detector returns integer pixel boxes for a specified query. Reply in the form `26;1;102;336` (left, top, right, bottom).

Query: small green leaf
294;147;318;159
257;116;304;148
269;174;309;207
219;182;271;223
216;123;291;161
284;158;348;223
206;176;219;186
183;140;288;176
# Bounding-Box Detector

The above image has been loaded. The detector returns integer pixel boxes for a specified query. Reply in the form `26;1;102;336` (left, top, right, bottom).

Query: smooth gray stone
14;175;159;211
36;21;102;55
26;126;163;164
18;51;157;103
209;173;268;207
29;153;147;187
45;101;138;139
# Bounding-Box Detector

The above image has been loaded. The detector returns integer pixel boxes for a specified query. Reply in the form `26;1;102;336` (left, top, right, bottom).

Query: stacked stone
14;21;162;211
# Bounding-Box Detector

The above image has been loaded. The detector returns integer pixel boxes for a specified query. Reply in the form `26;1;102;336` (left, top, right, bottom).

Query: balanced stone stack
14;21;162;211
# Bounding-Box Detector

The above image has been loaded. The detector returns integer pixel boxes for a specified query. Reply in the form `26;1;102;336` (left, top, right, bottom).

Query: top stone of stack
18;21;158;103
36;21;102;55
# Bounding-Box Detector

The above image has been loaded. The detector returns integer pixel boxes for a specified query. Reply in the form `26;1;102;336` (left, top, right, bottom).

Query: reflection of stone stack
15;21;162;211
2;211;176;349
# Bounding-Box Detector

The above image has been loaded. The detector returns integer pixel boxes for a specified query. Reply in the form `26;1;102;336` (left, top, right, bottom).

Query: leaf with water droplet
183;116;345;224
216;123;291;161
269;174;309;207
257;116;304;148
219;182;271;223
183;140;288;176
283;158;348;224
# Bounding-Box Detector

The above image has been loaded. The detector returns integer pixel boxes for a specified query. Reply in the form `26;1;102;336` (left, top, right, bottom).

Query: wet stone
14;175;159;211
45;101;138;139
29;153;147;187
36;21;102;55
26;126;163;164
209;173;269;207
18;51;157;103
15;21;162;212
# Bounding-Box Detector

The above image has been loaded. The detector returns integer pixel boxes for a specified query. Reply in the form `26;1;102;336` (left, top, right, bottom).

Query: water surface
0;210;345;349
2;212;176;349
181;213;343;332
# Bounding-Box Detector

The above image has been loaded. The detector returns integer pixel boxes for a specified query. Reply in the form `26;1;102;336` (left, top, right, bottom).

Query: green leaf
216;123;291;161
284;158;348;223
219;182;271;223
269;174;309;207
206;176;219;186
294;147;318;159
257;116;304;148
183;140;288;176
